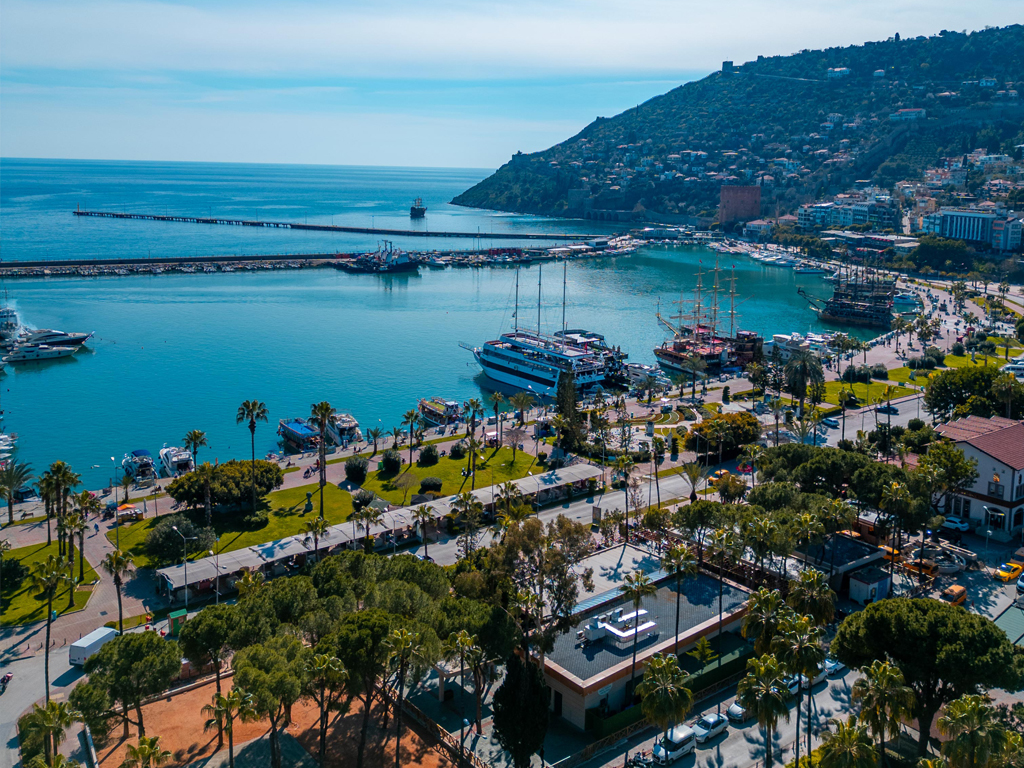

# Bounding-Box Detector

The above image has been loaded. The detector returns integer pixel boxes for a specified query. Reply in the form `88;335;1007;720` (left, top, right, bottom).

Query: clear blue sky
1;1;1017;169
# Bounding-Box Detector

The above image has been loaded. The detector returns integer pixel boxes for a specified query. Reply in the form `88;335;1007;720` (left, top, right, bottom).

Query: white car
726;702;750;723
653;725;696;764
800;666;828;689
941;515;971;533
823;657;847;677
821;417;840;429
781;675;800;696
692;713;728;744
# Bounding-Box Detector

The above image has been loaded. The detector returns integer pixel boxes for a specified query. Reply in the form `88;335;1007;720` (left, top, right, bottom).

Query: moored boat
123;449;158;483
159;445;194;477
419;397;462;427
278;418;320;451
3;344;78;363
326;412;362;446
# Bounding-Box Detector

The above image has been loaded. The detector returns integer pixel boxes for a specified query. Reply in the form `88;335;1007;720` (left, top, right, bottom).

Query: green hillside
453;26;1024;221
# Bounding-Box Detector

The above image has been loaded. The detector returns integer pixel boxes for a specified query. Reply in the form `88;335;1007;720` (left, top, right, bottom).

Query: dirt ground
96;679;454;768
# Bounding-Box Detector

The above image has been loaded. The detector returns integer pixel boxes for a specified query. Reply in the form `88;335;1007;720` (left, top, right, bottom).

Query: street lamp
171;525;197;613
208;549;222;605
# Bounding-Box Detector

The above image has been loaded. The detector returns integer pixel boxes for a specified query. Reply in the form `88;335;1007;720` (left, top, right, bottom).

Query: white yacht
326;412;362;446
123;449;158;483
3;344;78;363
20;329;94;346
159;446;194;477
0;308;19;341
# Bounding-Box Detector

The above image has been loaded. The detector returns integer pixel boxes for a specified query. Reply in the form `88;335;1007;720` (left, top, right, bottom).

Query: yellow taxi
993;562;1024;582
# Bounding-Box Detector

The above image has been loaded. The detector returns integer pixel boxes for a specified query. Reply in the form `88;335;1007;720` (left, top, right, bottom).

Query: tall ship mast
797;264;895;329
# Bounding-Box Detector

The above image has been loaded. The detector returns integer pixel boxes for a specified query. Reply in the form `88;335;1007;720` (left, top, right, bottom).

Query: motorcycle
1;672;12;693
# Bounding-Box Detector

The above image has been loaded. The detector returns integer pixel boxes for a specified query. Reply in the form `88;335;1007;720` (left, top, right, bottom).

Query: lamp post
208;549;222;605
172;525;196;613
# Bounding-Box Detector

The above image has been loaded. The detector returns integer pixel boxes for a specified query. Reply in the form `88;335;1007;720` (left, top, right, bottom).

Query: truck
69;627;119;666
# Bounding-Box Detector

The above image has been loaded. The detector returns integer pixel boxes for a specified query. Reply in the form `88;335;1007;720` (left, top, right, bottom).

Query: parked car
941;584;967;606
823;657;846;677
800;665;828;689
877;404;899;415
1017;574;1024;594
993;562;1024;582
653;725;696;764
726;702;750;723
941;515;971;533
821;417;840;429
781;675;801;696
692;713;728;744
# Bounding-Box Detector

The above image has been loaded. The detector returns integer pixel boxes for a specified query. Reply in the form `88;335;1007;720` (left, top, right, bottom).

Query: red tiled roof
935;415;1018;442
937;416;1024;470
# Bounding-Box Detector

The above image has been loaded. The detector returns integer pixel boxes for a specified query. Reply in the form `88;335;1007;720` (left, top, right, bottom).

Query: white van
653;725;696;764
1002;363;1024;378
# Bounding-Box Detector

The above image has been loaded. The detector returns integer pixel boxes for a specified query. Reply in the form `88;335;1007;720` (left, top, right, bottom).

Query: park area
94;678;453;768
0;541;97;626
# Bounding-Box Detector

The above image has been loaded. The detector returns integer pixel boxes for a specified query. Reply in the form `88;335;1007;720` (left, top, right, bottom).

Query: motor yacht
326;412;362;446
20;329;94;346
122;449;158;483
159;445;194;477
3;344;78;363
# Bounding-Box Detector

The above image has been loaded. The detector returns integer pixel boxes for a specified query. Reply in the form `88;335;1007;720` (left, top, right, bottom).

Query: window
988;482;1005;499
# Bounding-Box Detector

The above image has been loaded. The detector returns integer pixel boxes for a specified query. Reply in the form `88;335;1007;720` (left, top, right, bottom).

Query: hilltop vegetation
453;26;1024;220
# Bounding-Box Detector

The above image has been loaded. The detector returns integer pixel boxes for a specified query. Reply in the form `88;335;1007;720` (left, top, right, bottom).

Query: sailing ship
797;265;895;329
654;262;764;375
410;198;427;218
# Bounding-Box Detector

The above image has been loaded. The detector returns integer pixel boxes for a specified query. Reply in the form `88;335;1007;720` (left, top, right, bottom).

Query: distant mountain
453;26;1024;223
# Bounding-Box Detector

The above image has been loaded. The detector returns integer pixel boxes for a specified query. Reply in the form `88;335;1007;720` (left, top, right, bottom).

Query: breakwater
73;209;608;240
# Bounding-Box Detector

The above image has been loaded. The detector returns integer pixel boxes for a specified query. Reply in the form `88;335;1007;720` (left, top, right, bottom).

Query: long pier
73;209;603;240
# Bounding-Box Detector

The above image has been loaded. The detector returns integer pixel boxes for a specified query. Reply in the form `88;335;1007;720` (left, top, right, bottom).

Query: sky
1;1;1021;169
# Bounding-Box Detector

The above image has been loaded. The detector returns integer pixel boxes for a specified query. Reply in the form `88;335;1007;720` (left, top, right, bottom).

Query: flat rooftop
797;534;882;571
571;544;665;615
547;572;748;684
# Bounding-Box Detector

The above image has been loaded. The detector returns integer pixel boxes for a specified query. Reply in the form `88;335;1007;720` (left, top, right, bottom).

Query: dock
72;209;605;240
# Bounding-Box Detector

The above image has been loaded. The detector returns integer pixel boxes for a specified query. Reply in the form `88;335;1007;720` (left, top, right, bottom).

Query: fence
375;683;488;768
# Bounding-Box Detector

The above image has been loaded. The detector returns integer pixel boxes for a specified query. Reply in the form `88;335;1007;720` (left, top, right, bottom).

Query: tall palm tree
442;630;480;763
489;391;506;442
412;505;434;558
401;409;420;466
616;455;636;525
747;516;781;583
853;660;914;768
0;537;10;604
677;462;709;504
773;615;826;767
770;398;785;447
366;427;383;457
793;514;825;569
384;628;420;768
880;481;911;581
742;587;792;655
681;354;707;399
785;350;825;417
183;430;208;469
991;373;1018;420
194;462;217;527
23;700;81;764
788;567;836;627
28;555;72;701
0;460;34;526
819;717;877;768
387;425;404;450
122;735;172;768
120;473;133;505
64;512;87;595
48;462;81;556
737;654;791;768
37;471;55;545
303;516;331;560
463;398;484;439
465;435;483;490
203;689;256;768
509;391;534;426
235;399;269;516
306;653;348;766
837;384;853;443
706;418;731;466
309;401;336;520
938;695;1009;768
662;546;697;651
102;548;135;634
621;570;657;702
635;654;694;766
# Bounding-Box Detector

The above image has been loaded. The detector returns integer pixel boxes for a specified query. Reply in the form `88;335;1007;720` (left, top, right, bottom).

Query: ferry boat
19;329;94;346
278;418;320;451
159;446;194;477
410;198;427;218
326;412;362;446
418;397;462;427
3;344;78;363
123;450;158;483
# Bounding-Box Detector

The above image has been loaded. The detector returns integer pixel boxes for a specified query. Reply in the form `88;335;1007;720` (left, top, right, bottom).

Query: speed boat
122;450;158;483
3;344;78;363
159;446;194;477
20;329;94;346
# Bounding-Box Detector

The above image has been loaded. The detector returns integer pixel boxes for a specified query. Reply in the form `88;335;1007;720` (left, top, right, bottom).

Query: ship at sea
797;266;895;329
410;198;427;218
336;241;419;274
462;264;628;397
654;262;764;376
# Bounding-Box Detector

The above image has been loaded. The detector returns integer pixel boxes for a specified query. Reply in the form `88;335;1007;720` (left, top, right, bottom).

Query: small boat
278;418;320;451
3;344;78;363
326;412;362;446
20;329;94;346
122;449;158;483
794;264;826;274
418;397;462;427
159;445;194;477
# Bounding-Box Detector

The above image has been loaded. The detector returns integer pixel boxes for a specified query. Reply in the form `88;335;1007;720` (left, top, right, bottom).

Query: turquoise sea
2;159;853;488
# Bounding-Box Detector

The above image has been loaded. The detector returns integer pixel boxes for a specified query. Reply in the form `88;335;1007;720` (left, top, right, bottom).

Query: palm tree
880;481;911;581
64;512;87;591
892;316;910;353
662;546;697;651
183;430;208;469
120;473;133;505
510;391;534;426
463;397;484;439
853;660;914;768
48;462;81;556
194;462;217;527
938;695;1009;768
489;391;506;442
306;653;348;765
616;455;636;525
635;654;694;766
203;689;256;768
121;735;172;768
787;568;836;627
677;462;709;504
384;628;419;768
23;700;81;765
0;460;34;526
303;516;331;560
742;587;792;655
27;753;80;768
837;384;853;443
412;505;434;558
773;615;826;767
740;444;764;488
770;398;785;447
785;350;825;416
747;516;780;583
37;471;55;545
737;654;791;768
706;418;731;466
235;399;269;516
793;513;825;569
465;435;483;490
387;426;404;451
621;570;657;701
102;548;135;634
401;409;420;466
681;354;707;399
235;569;265;600
308;401;336;520
29;555;72;701
366;427;383;457
355;507;385;549
443;630;480;762
819;717;877;768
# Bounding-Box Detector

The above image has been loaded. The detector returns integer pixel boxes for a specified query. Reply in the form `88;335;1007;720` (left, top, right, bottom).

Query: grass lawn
106;482;356;567
941;354;1005;370
361;446;538;505
822;380;915;406
1;541;99;626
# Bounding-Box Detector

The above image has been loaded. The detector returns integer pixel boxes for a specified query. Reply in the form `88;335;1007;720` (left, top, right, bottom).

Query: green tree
101;548;135;635
309;401;336;520
365;427;383;457
303;516;331;560
401;408;421;467
120;735;171;768
742;587;793;655
304;653;348;767
183;430;208;470
178;604;235;695
29;555;72;701
938;695;1010;768
832;598;1024;756
621;570;657;699
853;660;914;768
443;629;480;755
554;369;583;451
773;615;826;766
202;689;256;768
819;717;877;768
0;460;34;526
785;350;825;416
384;628;419;768
22;700;81;765
787;568;836;627
492;653;549;768
737;653;791;768
510;391;534;426
671;494;717;563
662;545;697;648
636;654;694;764
235;399;269;516
915;443;979;515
